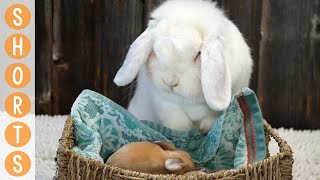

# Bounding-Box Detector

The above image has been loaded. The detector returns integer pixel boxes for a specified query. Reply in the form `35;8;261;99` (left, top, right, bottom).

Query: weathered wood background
36;0;320;129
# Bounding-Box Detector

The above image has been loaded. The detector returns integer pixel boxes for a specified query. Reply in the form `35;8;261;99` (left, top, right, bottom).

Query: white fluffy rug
36;115;320;180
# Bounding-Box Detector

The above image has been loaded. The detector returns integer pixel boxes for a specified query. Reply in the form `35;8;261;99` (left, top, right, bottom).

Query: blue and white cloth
71;88;266;171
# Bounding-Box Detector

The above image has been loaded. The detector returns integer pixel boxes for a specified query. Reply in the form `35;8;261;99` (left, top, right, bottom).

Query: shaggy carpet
36;115;320;180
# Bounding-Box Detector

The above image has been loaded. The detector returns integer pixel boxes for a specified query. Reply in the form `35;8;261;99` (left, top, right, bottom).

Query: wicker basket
55;117;293;180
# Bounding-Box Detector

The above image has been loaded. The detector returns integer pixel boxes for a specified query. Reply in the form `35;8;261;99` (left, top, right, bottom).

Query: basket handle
263;120;292;156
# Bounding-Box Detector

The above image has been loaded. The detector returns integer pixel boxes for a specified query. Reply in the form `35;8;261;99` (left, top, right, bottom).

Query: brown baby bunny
106;141;195;175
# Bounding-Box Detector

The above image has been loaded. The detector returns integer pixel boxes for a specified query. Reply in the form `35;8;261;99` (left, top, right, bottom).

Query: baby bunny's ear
154;142;177;151
165;158;184;172
201;35;231;111
114;28;153;86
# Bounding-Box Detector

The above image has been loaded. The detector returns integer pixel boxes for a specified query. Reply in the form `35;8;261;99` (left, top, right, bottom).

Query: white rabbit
114;0;252;133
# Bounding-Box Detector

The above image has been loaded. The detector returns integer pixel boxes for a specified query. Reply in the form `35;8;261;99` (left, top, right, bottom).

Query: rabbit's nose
162;77;179;89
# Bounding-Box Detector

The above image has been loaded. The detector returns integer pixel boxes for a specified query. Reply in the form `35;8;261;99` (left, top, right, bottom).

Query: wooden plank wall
258;0;320;129
36;0;320;129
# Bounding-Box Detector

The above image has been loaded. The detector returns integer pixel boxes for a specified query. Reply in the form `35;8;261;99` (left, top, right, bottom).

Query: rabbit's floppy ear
114;28;153;86
201;35;231;111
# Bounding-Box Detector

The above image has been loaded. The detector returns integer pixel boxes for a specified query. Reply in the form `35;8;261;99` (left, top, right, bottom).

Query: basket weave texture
56;117;293;180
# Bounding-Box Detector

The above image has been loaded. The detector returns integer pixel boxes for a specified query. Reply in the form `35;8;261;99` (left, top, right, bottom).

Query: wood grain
100;0;144;108
36;0;53;114
47;0;101;114
258;0;320;129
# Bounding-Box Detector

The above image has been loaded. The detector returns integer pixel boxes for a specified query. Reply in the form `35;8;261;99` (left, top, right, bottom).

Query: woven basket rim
57;116;293;179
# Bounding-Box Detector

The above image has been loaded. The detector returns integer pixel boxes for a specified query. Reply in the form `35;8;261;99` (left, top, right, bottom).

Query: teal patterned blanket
71;88;266;170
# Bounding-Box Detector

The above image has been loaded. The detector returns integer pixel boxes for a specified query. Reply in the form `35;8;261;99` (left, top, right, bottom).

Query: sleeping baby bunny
106;142;195;175
114;0;252;133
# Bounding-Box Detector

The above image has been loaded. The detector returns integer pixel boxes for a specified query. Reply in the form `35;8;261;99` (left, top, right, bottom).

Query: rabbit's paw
199;118;214;134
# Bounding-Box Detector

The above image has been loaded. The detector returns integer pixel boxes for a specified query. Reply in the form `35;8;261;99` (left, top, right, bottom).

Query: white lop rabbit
114;0;252;133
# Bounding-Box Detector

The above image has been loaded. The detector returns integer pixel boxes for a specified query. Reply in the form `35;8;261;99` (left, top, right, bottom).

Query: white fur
114;0;252;132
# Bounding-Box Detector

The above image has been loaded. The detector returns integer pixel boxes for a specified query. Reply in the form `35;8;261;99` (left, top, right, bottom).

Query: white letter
13;37;23;56
13;8;23;27
13;67;23;85
14;96;23;115
13;126;23;144
13;155;23;173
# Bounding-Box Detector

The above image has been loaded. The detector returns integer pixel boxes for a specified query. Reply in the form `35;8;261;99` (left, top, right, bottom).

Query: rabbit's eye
194;52;201;62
